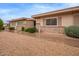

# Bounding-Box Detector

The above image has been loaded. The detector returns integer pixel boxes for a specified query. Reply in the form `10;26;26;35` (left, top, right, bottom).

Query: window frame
17;21;25;25
45;17;58;26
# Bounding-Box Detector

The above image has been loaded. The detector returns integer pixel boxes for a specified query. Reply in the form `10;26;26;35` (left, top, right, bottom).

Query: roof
9;17;34;22
32;6;79;18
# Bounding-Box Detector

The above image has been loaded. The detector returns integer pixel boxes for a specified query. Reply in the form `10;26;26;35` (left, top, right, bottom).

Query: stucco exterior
35;14;75;27
61;14;74;26
73;13;79;26
32;6;79;33
9;18;35;31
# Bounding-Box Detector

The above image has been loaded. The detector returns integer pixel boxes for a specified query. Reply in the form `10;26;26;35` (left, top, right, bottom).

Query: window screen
46;18;57;25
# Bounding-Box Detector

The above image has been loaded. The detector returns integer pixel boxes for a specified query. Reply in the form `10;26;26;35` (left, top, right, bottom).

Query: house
9;17;35;31
3;23;9;29
32;6;79;33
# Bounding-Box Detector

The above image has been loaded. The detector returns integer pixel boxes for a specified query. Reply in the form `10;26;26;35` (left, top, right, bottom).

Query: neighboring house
3;23;8;27
32;6;79;33
9;17;35;31
3;23;9;29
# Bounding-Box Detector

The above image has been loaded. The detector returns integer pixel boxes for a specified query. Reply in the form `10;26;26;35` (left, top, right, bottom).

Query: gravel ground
0;31;79;56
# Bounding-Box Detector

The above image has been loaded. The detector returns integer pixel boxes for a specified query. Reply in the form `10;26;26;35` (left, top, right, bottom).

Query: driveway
0;31;79;56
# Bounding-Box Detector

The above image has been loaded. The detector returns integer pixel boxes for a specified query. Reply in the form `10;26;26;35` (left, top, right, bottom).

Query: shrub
64;26;79;38
0;19;4;30
9;27;15;31
25;27;38;33
0;27;5;31
21;27;25;31
2;27;5;30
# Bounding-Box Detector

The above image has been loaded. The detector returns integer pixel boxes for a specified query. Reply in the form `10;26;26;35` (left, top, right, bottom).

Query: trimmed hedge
64;26;79;38
25;27;38;33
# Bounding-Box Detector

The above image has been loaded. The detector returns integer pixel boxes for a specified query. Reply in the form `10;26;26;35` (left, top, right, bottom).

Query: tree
0;19;4;30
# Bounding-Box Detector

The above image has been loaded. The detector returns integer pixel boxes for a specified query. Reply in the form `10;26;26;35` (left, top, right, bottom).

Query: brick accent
39;26;64;34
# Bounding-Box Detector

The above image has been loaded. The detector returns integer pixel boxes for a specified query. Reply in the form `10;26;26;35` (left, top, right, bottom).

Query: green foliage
25;27;38;33
0;19;4;30
0;27;5;31
2;27;5;30
21;27;25;31
64;26;79;38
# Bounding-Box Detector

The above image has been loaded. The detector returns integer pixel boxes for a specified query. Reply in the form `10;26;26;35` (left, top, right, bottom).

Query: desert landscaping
0;31;79;56
0;5;79;56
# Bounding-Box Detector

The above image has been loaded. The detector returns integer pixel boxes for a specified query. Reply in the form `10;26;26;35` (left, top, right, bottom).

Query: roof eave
32;6;79;18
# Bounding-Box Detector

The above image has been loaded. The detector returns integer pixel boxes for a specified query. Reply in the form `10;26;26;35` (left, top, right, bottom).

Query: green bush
9;27;15;31
21;27;25;31
64;26;79;38
0;27;5;31
2;27;5;30
0;19;4;30
25;27;38;33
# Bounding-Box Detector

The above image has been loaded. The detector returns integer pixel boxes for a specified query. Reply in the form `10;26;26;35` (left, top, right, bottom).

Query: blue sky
0;3;79;23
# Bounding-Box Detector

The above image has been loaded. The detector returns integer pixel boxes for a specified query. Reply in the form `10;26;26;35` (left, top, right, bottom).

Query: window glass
17;21;24;25
46;18;57;25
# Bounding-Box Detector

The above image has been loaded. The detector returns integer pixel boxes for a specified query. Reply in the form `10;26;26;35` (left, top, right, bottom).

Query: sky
0;3;79;23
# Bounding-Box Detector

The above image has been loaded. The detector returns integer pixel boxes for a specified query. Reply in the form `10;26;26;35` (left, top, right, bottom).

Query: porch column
58;16;62;26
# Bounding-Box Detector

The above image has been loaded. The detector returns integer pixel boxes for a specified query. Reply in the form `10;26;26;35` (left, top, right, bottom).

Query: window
17;21;24;25
11;22;16;26
46;18;57;25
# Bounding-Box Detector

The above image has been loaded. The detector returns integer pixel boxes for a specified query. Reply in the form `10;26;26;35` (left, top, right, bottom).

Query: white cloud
31;4;56;13
0;8;20;14
13;4;56;18
0;8;20;22
64;3;79;8
1;3;79;23
22;4;58;15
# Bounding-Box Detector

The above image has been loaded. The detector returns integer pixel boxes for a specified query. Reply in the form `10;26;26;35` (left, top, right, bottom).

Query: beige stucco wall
10;21;34;31
16;21;34;31
61;14;74;27
10;22;16;27
36;14;74;27
73;14;79;26
36;17;58;28
35;14;75;33
36;18;44;30
36;18;44;26
25;21;34;27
